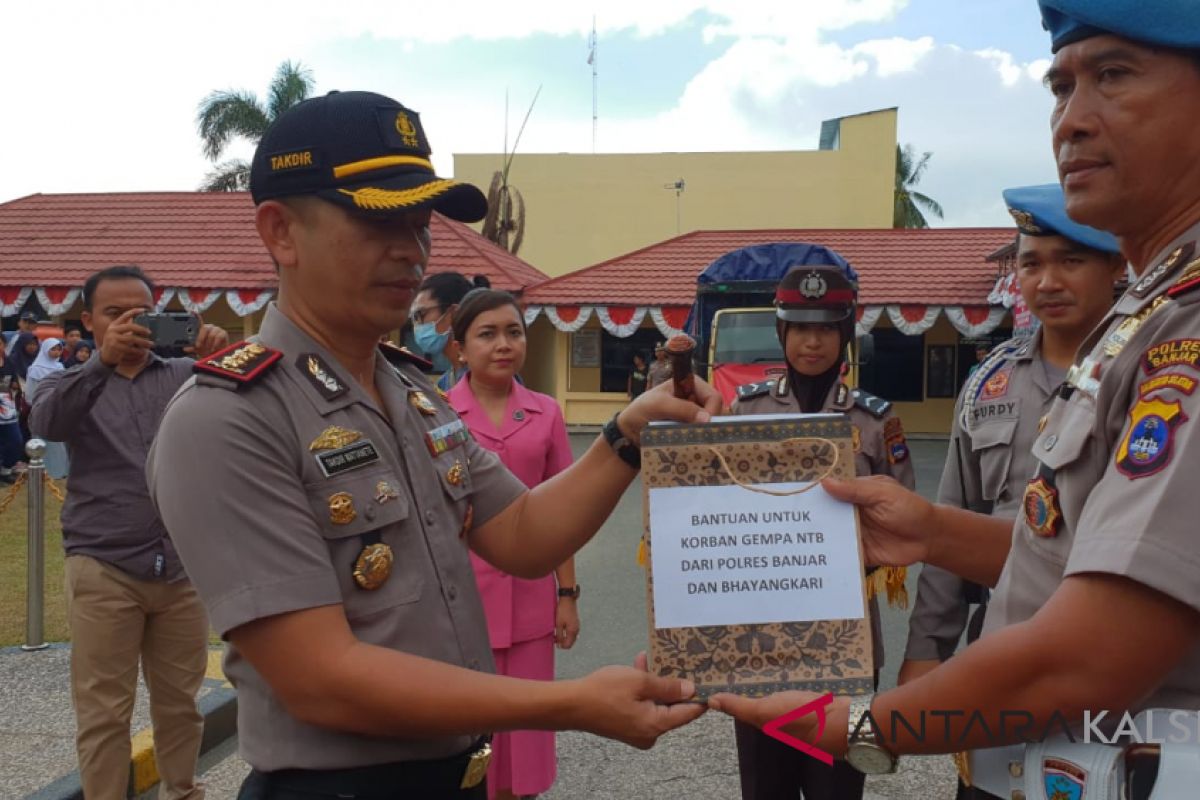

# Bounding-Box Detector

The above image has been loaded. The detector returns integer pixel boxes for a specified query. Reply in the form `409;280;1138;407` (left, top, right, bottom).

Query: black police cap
250;91;487;223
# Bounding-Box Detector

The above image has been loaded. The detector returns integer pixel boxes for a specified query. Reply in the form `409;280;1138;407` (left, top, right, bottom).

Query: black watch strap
557;585;581;599
602;413;641;469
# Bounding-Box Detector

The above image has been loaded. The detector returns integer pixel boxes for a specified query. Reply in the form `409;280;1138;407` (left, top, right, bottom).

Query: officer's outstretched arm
229;603;705;747
471;378;723;578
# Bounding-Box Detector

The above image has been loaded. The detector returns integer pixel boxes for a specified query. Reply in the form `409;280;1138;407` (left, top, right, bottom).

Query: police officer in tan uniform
901;184;1124;683
147;91;718;799
710;4;1200;798
731;265;914;800
900;185;1125;798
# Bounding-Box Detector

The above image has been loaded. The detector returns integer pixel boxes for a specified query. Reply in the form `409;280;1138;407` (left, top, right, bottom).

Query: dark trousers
957;783;1002;800
0;421;23;468
735;719;866;799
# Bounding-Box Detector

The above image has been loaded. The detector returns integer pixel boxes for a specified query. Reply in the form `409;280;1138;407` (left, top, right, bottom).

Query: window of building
858;328;925;402
600;328;661;393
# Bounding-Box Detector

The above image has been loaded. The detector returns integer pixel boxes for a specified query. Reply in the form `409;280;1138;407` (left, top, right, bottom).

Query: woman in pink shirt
448;288;579;800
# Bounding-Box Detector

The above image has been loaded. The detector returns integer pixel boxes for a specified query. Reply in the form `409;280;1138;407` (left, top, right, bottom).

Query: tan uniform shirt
905;333;1059;661
984;220;1200;712
147;305;526;770
731;376;916;668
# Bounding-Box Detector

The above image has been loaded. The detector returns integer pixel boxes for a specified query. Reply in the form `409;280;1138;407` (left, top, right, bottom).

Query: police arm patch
1142;339;1200;375
193;342;281;386
1115;396;1187;479
883;415;909;464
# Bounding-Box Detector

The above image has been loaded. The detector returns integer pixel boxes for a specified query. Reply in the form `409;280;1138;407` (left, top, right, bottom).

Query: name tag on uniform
425;418;470;456
316;440;381;477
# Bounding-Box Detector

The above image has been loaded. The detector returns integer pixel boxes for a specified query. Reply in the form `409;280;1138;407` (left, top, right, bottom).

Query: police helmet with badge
774;264;858;356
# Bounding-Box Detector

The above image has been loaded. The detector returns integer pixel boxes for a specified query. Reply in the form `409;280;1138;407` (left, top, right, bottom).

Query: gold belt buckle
460;741;492;789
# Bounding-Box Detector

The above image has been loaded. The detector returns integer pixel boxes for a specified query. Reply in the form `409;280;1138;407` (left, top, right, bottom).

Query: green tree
196;60;315;191
893;144;945;228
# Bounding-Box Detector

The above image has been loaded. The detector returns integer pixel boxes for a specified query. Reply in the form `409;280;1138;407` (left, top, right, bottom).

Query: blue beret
1039;0;1200;53
1003;183;1121;254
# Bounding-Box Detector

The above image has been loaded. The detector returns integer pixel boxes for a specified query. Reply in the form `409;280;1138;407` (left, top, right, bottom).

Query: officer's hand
99;308;153;367
555;598;580;650
709;690;852;760
616;376;724;445
190;322;229;358
822;475;935;567
573;665;705;749
897;658;941;686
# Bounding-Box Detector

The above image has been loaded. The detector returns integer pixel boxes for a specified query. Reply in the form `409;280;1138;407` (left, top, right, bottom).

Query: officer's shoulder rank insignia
1132;242;1194;298
1023;476;1062;537
193;341;282;387
1116;396;1187;479
379;341;433;371
298;353;348;400
736;381;773;401
851;388;891;418
1167;255;1200;300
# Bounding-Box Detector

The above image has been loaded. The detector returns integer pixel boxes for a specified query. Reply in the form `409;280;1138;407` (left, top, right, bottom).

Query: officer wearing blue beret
901;184;1124;798
713;4;1200;799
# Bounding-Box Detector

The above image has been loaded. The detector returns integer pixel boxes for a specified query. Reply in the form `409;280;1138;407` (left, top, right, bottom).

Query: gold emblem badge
460;741;492;789
410;391;437;415
459;504;474;539
446;461;466;486
1103;295;1170;358
353;542;394;590
1007;208;1041;234
375;480;399;504
851;425;862;453
328;492;356;525
395;112;419;147
309;426;363;452
1023;477;1061;538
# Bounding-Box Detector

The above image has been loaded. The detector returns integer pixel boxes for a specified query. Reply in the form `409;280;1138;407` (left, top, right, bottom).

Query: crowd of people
13;0;1200;798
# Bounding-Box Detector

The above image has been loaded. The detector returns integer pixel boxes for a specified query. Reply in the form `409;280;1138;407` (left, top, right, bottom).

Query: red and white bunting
225;289;274;317
886;305;941;335
988;273;1019;308
650;307;690;339
595;305;647;338
945;306;1008;337
544;305;593;333
855;306;883;337
178;288;223;314
523;304;543;327
153;287;176;312
0;288;31;317
35;287;81;316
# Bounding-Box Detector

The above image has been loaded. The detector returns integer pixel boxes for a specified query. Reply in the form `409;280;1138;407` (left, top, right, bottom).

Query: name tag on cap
425;418;470;456
317;440;381;477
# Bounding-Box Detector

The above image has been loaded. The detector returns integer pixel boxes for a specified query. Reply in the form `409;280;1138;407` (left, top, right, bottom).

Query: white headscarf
26;338;65;383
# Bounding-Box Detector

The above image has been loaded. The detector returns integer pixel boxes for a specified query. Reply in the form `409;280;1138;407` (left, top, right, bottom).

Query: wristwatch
845;695;899;775
602;413;641;469
557;585;581;600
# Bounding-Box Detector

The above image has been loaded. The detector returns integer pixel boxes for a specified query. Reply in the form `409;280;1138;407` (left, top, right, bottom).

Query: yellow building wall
454;109;897;276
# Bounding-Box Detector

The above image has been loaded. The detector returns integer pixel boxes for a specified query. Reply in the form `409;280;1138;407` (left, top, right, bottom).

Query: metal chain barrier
0;469;28;515
42;473;66;504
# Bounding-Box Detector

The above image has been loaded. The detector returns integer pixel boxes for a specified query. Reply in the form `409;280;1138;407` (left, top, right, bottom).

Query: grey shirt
984;219;1200;713
905;333;1058;661
148;305;527;770
29;353;193;581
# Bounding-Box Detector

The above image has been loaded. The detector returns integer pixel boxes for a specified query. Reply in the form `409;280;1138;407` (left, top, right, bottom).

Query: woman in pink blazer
448;288;579;800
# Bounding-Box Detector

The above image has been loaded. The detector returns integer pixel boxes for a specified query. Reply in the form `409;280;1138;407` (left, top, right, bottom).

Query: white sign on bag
648;482;865;629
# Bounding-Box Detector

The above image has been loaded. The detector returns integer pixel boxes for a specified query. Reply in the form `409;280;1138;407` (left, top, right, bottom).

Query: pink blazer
449;376;574;648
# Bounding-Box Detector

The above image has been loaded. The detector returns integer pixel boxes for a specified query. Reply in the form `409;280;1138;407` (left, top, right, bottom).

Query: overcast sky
1;0;1061;226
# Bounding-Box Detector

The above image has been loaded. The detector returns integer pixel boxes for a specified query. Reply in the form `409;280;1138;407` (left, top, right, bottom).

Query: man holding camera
30;265;227;800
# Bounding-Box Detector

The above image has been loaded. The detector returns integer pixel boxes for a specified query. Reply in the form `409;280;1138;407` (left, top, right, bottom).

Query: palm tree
196;61;315;191
893;144;945;229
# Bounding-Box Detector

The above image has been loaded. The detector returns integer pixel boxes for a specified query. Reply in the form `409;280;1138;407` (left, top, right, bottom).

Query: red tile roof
0;192;546;292
523;228;1017;307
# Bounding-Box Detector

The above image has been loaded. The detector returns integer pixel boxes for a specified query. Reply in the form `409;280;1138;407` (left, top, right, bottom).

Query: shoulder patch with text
1142;339;1200;374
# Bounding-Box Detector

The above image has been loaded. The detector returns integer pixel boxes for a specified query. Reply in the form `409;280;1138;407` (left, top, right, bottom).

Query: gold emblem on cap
328;492;356;525
446;461;466;486
375;480;399;504
410;391;437;415
395;111;420;147
309;426;362;452
353;542;394;590
1007;208;1041;234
